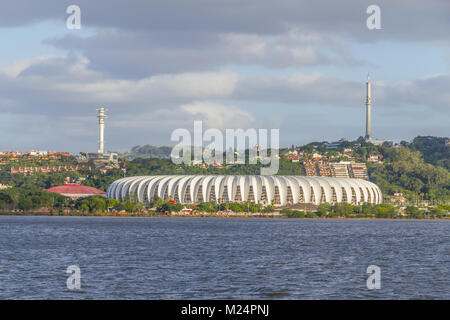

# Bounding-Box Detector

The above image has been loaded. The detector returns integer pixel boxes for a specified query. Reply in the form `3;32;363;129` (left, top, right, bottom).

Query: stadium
107;175;382;206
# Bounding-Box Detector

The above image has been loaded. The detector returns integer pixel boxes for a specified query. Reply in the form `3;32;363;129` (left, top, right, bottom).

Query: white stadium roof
107;175;382;206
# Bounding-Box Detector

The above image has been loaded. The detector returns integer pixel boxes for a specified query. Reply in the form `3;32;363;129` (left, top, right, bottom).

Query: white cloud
0;55;61;77
180;101;255;129
0;52;448;152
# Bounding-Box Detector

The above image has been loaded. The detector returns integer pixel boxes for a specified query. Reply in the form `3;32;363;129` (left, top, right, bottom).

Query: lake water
0;216;448;299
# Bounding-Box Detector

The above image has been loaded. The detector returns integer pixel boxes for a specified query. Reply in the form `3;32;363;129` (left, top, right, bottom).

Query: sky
0;0;449;154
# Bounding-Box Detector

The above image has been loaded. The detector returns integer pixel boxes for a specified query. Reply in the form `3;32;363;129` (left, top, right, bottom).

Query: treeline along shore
0;192;449;219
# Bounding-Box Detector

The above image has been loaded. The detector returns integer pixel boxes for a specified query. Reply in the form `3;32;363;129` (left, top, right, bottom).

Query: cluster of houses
9;165;91;175
284;147;372;180
285;147;363;162
0;150;95;175
185;153;277;168
0;150;72;165
285;143;383;164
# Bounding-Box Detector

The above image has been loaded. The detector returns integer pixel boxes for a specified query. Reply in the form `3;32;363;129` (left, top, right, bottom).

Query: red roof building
46;184;106;199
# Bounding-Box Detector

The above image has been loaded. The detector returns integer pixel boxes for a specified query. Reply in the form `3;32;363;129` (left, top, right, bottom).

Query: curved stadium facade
107;175;382;206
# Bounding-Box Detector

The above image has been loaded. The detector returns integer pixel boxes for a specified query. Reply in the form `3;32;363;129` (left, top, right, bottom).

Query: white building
107;175;382;206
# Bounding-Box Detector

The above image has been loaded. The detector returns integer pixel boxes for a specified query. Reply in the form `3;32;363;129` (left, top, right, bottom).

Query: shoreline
0;212;448;221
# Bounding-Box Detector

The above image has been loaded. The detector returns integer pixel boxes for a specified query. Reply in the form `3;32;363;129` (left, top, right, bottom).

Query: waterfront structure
107;175;382;206
46;184;106;199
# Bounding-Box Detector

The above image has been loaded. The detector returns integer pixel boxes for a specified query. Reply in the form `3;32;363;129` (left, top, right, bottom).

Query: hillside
409;136;450;170
0;136;448;203
121;145;173;160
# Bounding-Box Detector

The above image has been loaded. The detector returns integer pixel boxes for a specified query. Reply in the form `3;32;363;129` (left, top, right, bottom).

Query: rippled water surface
0;216;449;299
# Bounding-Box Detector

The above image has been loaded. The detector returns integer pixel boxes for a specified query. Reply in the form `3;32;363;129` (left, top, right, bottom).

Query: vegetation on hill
409;136;450;170
0;136;447;204
291;136;449;201
121;145;173;160
369;145;449;201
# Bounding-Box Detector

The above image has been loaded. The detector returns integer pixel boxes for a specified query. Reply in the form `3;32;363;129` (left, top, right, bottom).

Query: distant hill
121;145;173;160
121;145;213;160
